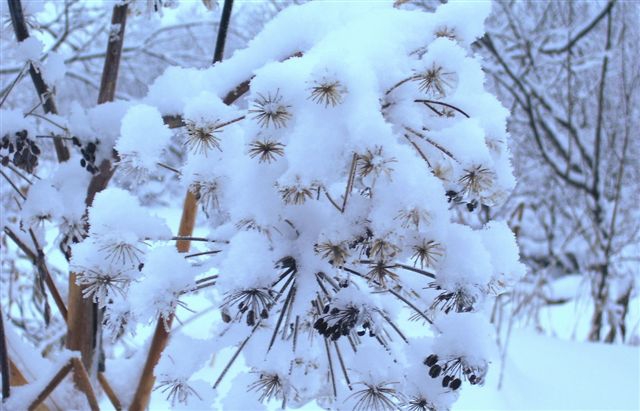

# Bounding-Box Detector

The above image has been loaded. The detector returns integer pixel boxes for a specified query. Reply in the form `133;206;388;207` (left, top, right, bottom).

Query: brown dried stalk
28;358;101;411
7;0;70;162
3;226;68;320
67;3;129;375
99;372;123;411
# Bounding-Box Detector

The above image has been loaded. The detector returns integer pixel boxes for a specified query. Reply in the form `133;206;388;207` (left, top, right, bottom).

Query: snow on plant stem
78;1;526;409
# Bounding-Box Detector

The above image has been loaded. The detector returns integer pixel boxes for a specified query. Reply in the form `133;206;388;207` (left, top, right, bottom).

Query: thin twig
170;236;229;244
0;169;26;200
185;250;223;259
213;323;260;389
341;153;358;213
415;99;470;118
0;63;28;109
156;162;181;175
29;361;73;411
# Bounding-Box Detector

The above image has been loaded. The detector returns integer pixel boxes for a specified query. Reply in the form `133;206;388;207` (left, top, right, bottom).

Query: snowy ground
456;330;640;411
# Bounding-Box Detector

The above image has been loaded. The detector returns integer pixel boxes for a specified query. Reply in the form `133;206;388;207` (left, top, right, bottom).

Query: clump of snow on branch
74;0;526;409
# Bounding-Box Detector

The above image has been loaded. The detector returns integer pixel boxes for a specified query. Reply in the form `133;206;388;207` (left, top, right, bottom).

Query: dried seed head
430;284;476;314
248;139;285;163
185;119;223;155
279;179;316;205
97;238;145;266
366;260;399;288
358;147;396;179
116;152;151;182
249;91;292;128
315;240;350;267
155;377;203;407
248;372;285;403
369;238;400;260
190;177;221;215
76;268;129;308
221;288;276;326
309;78;347;107
411;240;443;269
459;165;494;195
414;63;457;99
395;208;431;229
434;26;457;41
403;396;437;411
348;381;401;411
314;303;364;340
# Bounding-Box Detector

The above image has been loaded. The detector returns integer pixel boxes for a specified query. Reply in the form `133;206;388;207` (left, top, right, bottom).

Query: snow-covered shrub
60;1;525;409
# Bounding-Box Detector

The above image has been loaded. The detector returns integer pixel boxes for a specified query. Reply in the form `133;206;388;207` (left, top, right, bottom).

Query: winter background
0;1;638;410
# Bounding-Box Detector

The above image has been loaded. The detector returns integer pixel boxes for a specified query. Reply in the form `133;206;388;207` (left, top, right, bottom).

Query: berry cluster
424;354;484;391
220;288;276;326
428;283;475;314
1;130;40;173
72;136;100;174
313;303;374;341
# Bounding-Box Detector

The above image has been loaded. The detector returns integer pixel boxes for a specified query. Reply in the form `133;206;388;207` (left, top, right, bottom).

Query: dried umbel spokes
116;152;150;181
155;377;203;406
190;178;221;215
366;260;399;288
315;240;350;267
248;139;285;163
458;165;494;196
429;283;476;314
414;63;457;99
411;240;443;269
98;239;145;266
434;26;457;40
309;78;347;107
369;238;400;260
76;268;129;307
1;130;40;174
221;287;276;326
314;302;375;340
103;307;133;342
279;180;316;205
348;381;402;411
248;372;285;403
185;119;223;155
249;90;292;128
395;208;431;229
403;396;437;411
424;354;486;391
358;147;396;179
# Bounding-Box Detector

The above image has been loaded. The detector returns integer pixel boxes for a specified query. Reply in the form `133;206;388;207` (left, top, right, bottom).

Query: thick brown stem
70;358;100;411
66;3;129;377
128;191;197;411
98;372;123;410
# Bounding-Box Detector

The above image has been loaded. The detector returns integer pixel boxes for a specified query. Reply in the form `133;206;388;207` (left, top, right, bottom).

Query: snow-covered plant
70;1;527;409
1;1;526;409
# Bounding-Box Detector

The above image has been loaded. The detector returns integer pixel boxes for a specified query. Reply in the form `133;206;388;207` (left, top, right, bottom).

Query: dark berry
221;311;231;323
443;375;451;387
424;354;438;367
429;364;441;378
450;378;462;390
